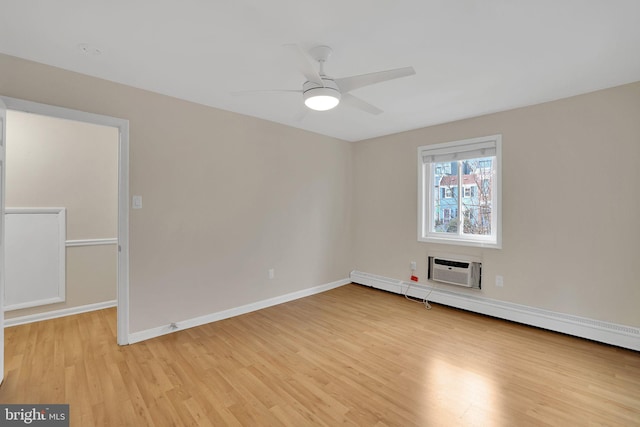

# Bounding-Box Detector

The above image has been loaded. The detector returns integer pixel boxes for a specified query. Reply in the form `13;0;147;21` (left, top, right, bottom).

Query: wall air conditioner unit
428;255;482;289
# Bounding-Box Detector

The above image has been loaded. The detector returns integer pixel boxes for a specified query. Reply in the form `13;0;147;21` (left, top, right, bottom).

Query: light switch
132;195;142;209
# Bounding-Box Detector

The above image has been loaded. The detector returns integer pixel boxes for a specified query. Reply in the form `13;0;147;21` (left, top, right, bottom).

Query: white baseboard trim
4;296;65;312
350;270;640;352
127;278;351;345
4;300;117;327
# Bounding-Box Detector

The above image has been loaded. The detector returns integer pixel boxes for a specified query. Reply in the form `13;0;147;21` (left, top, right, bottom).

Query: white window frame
418;134;502;249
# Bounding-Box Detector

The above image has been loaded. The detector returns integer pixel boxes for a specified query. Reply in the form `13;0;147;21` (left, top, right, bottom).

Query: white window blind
421;139;497;163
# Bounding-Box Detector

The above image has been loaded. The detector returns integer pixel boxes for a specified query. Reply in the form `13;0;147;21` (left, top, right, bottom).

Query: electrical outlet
268;268;275;280
410;261;417;271
132;195;142;209
495;275;504;287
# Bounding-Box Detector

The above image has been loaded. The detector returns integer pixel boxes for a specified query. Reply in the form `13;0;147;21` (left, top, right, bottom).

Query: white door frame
0;96;130;345
1;97;7;383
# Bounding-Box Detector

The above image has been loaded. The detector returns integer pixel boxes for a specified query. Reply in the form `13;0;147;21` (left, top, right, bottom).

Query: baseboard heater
428;255;481;289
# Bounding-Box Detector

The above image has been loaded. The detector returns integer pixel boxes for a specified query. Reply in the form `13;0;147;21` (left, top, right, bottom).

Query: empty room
1;1;639;426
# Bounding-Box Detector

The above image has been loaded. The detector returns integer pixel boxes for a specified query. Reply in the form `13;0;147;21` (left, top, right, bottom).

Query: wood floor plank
1;284;639;426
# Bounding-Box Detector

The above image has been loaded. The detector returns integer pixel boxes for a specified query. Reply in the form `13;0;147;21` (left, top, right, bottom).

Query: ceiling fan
237;44;416;115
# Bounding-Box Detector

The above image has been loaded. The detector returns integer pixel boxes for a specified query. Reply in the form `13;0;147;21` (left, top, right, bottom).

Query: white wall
353;81;640;327
0;53;354;333
2;52;637;336
5;111;118;318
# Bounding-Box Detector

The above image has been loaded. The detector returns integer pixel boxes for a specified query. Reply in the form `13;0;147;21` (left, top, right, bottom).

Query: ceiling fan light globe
303;87;341;111
305;95;340;111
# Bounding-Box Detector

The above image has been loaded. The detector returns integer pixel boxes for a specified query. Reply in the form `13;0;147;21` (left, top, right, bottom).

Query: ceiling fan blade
341;93;383;115
283;44;324;86
335;66;415;93
231;89;301;96
293;107;308;122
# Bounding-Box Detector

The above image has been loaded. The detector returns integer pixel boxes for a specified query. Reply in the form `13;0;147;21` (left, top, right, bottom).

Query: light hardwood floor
2;284;639;426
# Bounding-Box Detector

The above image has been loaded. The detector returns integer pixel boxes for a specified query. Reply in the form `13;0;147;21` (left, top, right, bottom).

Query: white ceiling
1;1;640;142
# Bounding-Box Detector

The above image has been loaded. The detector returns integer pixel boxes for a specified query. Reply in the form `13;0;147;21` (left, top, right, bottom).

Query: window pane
419;134;501;248
432;162;458;234
461;157;494;236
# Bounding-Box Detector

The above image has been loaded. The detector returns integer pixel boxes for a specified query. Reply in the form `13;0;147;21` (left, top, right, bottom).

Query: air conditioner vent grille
433;259;470;269
428;256;481;289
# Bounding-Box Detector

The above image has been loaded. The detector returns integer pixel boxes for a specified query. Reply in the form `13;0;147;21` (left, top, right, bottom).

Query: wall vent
428;256;481;289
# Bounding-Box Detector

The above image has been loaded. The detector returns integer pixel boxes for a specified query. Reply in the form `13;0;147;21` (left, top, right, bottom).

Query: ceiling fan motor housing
303;78;340;94
303;79;341;111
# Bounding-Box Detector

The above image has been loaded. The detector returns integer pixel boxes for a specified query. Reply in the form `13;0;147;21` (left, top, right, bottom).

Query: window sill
419;234;501;249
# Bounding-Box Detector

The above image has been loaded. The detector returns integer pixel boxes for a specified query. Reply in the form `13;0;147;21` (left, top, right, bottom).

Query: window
418;135;501;248
435;163;452;175
478;159;492;169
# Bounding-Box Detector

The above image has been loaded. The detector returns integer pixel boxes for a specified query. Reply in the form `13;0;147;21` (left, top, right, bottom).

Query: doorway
0;96;129;346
